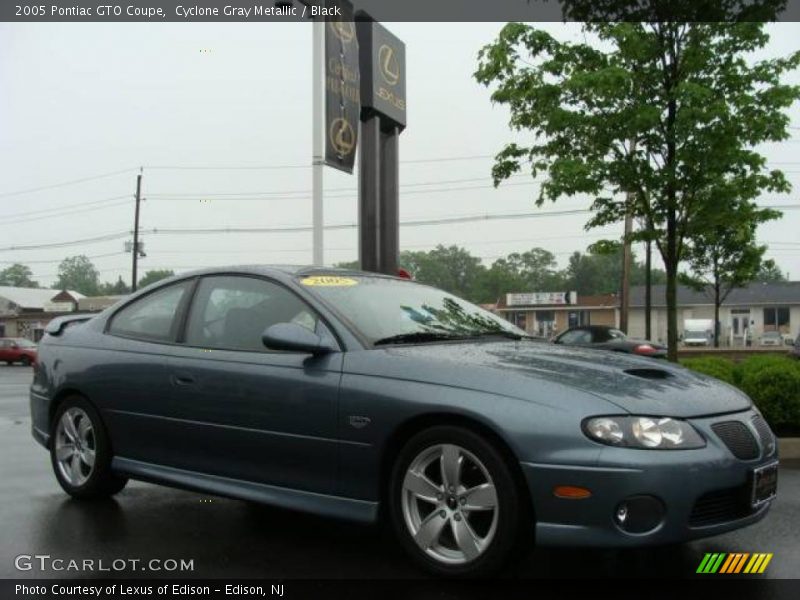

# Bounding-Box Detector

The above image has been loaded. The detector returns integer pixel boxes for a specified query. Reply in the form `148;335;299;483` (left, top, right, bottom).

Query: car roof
165;265;401;280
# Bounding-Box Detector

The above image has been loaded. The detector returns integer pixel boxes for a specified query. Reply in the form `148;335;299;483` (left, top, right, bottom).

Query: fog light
613;496;665;534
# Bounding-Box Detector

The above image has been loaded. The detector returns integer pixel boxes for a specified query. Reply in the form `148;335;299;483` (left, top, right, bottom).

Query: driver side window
184;276;321;352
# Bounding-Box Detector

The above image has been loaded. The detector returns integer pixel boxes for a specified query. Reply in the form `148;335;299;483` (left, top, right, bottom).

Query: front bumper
521;408;777;547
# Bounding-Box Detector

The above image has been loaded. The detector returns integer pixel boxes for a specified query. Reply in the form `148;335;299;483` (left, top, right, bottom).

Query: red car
0;337;38;366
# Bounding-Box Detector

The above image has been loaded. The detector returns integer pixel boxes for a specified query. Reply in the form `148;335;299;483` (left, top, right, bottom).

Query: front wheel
20;356;31;366
389;426;526;577
50;397;127;499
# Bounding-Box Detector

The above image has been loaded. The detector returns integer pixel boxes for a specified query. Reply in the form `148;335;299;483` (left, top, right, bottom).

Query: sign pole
359;116;381;272
378;126;399;274
312;15;324;266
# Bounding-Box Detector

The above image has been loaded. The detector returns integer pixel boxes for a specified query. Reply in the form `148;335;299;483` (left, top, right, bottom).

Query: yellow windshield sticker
301;276;358;287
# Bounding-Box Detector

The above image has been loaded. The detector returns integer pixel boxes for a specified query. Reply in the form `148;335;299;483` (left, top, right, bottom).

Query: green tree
99;276;131;295
755;259;787;282
683;199;779;346
476;21;799;360
56;256;100;296
138;269;175;289
0;263;39;288
400;245;486;300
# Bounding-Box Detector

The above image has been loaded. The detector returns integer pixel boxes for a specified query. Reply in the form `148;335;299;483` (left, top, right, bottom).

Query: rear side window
108;281;191;342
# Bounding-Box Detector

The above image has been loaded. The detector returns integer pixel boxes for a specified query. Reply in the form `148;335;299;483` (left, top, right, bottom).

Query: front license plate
751;462;778;507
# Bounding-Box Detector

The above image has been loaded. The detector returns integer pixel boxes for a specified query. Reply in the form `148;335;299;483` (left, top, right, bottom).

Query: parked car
552;325;667;359
759;331;783;347
792;332;800;360
30;267;778;576
0;337;37;366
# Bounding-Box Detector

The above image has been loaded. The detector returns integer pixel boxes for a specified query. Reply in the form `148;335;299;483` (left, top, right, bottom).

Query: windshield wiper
471;330;525;340
373;332;467;346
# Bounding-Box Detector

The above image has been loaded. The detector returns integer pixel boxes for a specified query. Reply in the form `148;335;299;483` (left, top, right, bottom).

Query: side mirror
262;323;336;355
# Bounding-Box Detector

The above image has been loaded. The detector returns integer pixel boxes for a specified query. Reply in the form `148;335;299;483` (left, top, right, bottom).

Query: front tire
389;426;525;577
50;396;127;499
20;356;31;366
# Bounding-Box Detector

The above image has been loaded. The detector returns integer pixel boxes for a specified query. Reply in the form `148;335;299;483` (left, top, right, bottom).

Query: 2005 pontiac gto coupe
30;267;778;576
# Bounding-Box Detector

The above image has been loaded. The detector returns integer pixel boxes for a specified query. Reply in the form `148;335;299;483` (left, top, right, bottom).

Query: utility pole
131;169;142;292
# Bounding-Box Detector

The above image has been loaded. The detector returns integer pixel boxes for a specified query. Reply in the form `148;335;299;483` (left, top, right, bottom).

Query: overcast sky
1;22;799;289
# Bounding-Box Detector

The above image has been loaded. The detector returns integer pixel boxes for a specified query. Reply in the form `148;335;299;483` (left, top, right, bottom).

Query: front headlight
583;416;705;449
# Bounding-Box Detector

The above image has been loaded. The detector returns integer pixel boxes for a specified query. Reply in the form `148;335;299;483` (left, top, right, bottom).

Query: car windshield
299;274;525;344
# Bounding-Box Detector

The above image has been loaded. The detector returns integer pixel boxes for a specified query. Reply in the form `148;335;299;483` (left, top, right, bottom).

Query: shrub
681;357;737;385
739;363;800;430
735;355;796;386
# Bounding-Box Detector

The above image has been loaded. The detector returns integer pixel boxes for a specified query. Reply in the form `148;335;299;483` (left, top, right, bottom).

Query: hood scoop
623;368;672;380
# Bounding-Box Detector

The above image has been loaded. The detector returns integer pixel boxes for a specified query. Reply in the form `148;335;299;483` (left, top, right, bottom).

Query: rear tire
20;356;31;366
388;425;526;577
50;396;127;499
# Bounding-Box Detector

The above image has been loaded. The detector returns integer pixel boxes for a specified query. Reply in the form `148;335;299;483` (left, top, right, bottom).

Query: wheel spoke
69;452;83;482
55;444;75;461
414;510;448;549
62;413;79;443
451;517;481;561
462;483;497;511
78;417;92;442
440;444;461;490
81;447;96;468
404;470;441;502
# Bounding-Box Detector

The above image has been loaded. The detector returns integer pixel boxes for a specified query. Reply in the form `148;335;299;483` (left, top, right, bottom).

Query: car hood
370;340;751;418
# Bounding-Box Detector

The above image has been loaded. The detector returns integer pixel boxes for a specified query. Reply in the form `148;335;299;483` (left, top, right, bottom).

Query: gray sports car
30;266;778;576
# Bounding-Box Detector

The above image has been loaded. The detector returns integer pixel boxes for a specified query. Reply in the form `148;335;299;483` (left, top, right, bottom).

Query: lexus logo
378;44;400;86
328;20;355;43
329;117;355;157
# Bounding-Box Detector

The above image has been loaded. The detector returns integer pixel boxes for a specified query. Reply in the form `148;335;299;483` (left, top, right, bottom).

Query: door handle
171;373;196;387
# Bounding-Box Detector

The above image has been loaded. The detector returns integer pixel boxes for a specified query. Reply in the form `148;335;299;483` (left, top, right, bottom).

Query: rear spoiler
45;314;95;336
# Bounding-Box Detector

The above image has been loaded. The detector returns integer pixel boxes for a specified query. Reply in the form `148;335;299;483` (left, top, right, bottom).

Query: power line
0;231;130;253
0;168;137;199
0;252;126;265
0;197;132;225
142;154;496;171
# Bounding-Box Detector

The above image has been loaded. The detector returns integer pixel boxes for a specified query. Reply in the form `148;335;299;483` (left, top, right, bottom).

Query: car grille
751;415;776;456
689;485;751;527
711;421;759;460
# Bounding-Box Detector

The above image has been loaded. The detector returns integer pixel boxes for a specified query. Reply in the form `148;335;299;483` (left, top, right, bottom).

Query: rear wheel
50;397;127;499
389;426;526;577
20;356;31;366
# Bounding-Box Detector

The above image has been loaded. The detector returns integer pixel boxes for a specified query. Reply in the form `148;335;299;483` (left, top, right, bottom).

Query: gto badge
349;416;371;429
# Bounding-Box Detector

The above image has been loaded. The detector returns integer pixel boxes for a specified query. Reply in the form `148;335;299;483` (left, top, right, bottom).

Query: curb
778;438;800;459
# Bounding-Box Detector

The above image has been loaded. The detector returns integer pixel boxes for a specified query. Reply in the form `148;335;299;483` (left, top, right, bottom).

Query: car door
159;274;342;495
93;279;196;459
0;339;10;362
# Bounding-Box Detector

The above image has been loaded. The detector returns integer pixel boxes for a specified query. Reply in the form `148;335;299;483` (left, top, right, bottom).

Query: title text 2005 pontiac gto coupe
30;267;778;576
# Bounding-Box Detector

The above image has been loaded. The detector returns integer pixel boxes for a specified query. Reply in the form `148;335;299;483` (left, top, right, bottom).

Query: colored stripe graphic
758;554;773;573
698;552;773;574
733;553;750;573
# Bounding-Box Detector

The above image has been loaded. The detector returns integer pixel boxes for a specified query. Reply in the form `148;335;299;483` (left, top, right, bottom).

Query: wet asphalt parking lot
1;364;798;580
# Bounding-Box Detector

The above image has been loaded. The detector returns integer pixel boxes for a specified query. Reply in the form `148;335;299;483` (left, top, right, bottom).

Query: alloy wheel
54;407;96;487
401;443;499;565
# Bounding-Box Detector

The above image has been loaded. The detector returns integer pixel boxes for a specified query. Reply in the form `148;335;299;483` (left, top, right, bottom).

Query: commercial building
628;282;800;345
495;291;619;338
0;286;85;341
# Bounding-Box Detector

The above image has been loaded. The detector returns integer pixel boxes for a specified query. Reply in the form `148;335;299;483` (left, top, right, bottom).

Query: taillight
633;344;657;355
